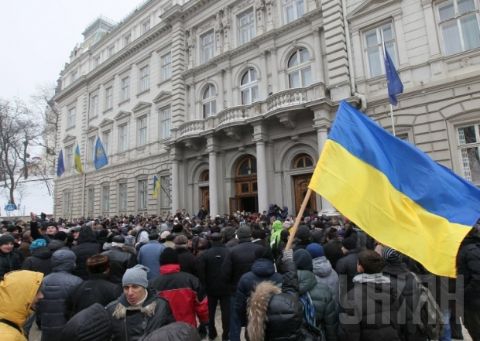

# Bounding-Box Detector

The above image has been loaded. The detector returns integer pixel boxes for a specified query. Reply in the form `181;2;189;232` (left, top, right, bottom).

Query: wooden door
200;187;209;212
293;174;317;215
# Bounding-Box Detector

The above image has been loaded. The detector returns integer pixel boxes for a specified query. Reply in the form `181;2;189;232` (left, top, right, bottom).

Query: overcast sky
0;1;146;215
0;0;146;102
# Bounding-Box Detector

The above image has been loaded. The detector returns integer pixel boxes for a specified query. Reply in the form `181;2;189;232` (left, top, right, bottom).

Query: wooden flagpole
285;188;313;250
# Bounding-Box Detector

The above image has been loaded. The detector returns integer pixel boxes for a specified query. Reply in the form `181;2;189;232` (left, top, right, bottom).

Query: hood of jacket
297;269;317;295
0;270;43;327
312;256;333;277
247;280;281;341
251;258;276;278
51;249;76;272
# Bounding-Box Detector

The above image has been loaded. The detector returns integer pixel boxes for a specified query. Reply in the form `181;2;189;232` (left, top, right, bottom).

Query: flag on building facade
308;101;480;278
384;45;404;105
74;144;83;174
152;175;161;198
94;137;108;170
56;150;65;177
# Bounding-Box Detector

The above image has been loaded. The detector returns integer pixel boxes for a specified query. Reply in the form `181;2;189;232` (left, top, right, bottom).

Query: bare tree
0;98;40;206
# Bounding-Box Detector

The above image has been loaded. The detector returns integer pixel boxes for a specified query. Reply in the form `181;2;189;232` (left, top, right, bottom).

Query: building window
89;93;99;117
105;87;113;110
108;44;115;57
237;156;257;176
67;107;76;129
437;0;480;55
118;124;128;152
282;0;305;24
161;52;172;81
65;145;73;171
139;65;150;93
364;22;398;77
240;68;259;105
160;175;171;210
238;8;255;45
159;106;171;139
124;32;131;46
202;84;217;118
93;55;100;68
137;115;147;146
87;187;95;217
121;76;130;101
101;184;110;215
102;130;110;156
458;124;480;184
70;70;78;83
141;18;151;34
138;179;148;211
292;153;313;168
200;30;215;64
118;182;128;213
87;136;96;164
287;48;312;88
62;190;72;217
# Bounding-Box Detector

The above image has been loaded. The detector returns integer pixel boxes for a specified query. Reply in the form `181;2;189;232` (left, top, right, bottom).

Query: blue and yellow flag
384;45;403;105
309;101;480;277
94;137;108;170
56;150;65;177
74;144;83;174
152;175;161;198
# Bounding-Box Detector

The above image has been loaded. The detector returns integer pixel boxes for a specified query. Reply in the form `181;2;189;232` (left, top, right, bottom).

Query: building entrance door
293;174;317;215
200;187;209;212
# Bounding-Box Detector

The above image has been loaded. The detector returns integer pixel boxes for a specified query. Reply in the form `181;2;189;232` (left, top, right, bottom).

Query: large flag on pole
308;101;480;278
74;144;83;174
56;150;65;177
94;137;108;170
152;175;161;198
384;45;403;105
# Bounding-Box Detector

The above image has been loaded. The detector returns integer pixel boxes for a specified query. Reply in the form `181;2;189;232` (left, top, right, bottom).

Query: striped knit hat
382;247;402;264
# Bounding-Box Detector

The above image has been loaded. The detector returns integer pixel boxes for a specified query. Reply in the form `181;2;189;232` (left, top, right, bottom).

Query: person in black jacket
335;233;360;298
0;234;22;279
72;226;101;280
174;235;198;277
102;235;137;284
68;254;122;315
196;232;232;340
457;227;480;341
22;238;52;275
60;303;112;341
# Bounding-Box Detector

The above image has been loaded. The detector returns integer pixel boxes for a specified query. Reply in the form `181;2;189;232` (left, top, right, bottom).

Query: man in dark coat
335;233;360;298
72;226;100;280
457;228;480;341
323;228;344;269
22;238;52;275
60;303;112;341
38;249;83;341
197;232;232;340
106;264;174;341
102;235;137;284
173;235;198;277
0;234;23;279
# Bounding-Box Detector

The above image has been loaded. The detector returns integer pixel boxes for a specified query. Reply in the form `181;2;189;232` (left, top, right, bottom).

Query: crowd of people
0;208;479;341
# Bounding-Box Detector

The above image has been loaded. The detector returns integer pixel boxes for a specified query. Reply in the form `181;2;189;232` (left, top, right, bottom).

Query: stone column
253;123;268;213
225;65;233;108
207;135;219;217
270;48;279;93
170;148;180;213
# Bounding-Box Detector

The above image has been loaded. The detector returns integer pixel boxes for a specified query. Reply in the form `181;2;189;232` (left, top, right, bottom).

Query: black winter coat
457;230;480;310
106;290;175;341
176;248;198;277
236;258;283;326
196;242;232;296
335;248;360;297
230;241;265;289
0;249;22;279
323;239;343;269
60;303;112;341
102;247;137;284
22;246;52;275
72;227;100;280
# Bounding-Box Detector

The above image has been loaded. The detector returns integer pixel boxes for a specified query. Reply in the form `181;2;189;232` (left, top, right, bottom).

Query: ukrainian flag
152;175;160;198
309;101;480;278
74;144;83;174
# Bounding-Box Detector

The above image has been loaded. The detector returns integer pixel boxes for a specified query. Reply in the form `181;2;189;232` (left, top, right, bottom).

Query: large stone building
53;0;480;219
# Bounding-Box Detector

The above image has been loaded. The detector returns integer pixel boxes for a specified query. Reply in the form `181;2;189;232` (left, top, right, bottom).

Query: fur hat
86;254;110;274
122;265;149;288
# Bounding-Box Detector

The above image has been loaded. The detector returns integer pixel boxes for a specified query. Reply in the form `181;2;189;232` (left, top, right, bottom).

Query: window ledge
66;126;76;131
103;108;113;114
157;78;172;87
118;99;130;106
137;89;150;97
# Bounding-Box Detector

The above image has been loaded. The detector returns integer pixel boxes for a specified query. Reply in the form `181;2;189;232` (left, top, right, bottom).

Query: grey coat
312;256;339;302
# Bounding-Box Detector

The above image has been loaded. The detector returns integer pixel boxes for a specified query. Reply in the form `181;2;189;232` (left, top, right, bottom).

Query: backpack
411;273;444;340
299;292;326;341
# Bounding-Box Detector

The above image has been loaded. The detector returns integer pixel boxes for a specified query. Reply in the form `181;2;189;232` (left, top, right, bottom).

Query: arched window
202;84;216;117
287;48;312;88
199;170;209;182
236;155;257;176
240;68;258;105
292;153;313;169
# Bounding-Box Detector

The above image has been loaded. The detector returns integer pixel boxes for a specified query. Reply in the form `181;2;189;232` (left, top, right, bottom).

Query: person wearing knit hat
0;234;22;279
23;238;52;276
306;243;339;302
382;247;402;264
151;247;209;328
293;249;313;271
106;266;174;341
336;232;361;297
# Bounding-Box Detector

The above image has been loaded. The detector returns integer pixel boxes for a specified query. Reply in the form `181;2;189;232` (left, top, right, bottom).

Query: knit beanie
0;234;15;245
30;238;47;251
293;249;313;271
122;264;149;288
306;243;325;259
296;225;311;241
160;247;179;265
382;247;402;264
236;226;252;241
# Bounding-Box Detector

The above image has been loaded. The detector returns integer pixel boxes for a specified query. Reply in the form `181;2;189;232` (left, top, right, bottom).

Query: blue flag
56;150;65;177
384;45;403;106
94;137;108;170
